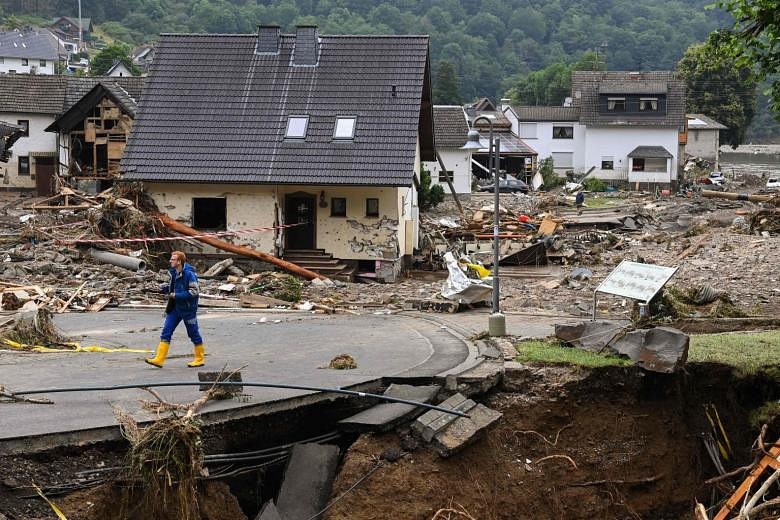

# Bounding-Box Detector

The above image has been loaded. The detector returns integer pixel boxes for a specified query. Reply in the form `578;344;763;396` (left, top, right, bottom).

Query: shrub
418;166;445;211
539;156;564;189
583;177;608;192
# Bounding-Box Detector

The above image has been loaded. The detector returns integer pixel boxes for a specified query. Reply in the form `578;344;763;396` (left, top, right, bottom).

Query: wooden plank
240;293;291;308
714;441;780;520
87;296;111;312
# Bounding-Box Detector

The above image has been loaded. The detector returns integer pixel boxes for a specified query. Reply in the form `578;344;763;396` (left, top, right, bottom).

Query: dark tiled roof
0;29;63;60
0;75;67;114
121;32;432;186
0;75;145;117
511;106;580;122
571;71;685;128
628;146;673;158
64;76;144;111
687;113;727;130
51;17;92;29
599;81;667;94
467;109;512;130
433;105;468;148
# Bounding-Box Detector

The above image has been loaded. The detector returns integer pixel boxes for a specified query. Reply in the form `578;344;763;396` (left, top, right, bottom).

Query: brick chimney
293;25;319;66
256;25;280;55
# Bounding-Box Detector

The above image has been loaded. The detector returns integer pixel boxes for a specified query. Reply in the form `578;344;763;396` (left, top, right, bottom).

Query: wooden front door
284;193;316;250
34;157;55;196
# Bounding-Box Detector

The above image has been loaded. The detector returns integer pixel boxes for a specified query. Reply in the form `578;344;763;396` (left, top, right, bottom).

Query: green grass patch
583;197;624;209
515;339;633;368
688;330;780;376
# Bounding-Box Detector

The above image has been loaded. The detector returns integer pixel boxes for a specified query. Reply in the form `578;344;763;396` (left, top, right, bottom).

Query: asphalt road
0;309;473;445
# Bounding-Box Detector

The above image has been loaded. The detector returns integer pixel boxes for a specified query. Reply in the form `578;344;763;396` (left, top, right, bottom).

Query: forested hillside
0;0;729;101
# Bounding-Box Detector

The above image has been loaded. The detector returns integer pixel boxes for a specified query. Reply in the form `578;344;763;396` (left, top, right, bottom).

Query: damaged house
120;25;435;282
46;77;144;191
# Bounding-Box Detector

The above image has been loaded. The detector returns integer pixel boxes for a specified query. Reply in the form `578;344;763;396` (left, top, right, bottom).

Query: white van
767;177;780;189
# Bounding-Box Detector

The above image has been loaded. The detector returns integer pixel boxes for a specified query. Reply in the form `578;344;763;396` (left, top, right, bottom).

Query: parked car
478;175;529;194
767;177;780;189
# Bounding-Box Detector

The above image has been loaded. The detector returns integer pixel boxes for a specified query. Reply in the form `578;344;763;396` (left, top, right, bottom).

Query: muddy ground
323;364;780;520
2;362;778;519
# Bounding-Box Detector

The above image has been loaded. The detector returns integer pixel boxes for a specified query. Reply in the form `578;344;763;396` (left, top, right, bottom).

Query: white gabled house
503;71;686;188
423;105;472;194
0;28;64;75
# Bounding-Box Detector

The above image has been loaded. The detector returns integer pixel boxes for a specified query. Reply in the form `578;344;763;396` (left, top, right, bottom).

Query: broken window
601;156;614;170
192;198;226;230
17;120;28;137
18;156;29;176
285;116;309;139
365;198;379;217
607;97;626;111
639;97;658;111
331;197;346;217
552;126;574;139
438;170;453;183
334;117;356;140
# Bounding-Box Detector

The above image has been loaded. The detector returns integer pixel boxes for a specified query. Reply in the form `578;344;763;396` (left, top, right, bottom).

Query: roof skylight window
334;117;356;140
285;116;309;139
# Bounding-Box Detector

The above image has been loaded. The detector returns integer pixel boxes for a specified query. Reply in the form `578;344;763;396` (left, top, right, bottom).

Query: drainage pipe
701;190;779;204
88;248;146;271
13;381;470;417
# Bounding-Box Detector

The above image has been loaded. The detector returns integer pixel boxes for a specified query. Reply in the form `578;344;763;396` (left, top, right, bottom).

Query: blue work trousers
160;308;203;345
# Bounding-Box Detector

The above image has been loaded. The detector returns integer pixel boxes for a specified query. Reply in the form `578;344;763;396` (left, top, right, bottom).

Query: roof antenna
391;85;397;97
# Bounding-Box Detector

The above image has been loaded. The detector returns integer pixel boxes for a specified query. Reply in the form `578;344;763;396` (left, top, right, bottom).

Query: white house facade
685;113;727;168
0;29;62;75
504;72;686;188
502;102;584;175
0;112;57;190
423;105;472;194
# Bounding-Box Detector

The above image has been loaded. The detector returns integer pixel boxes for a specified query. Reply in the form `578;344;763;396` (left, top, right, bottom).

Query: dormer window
607;97;626;111
285;116;309;139
334;117;356;140
639;97;658;111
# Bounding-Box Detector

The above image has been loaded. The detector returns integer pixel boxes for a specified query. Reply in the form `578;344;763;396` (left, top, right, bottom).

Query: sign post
592;261;679;321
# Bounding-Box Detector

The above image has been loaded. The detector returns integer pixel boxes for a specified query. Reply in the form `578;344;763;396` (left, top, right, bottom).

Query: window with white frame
438;170;453;183
518;123;537;139
40;60;46;67
552;126;574;139
551;152;573;169
639;97;658;111
285;116;309;139
607;97;626;111
21;58;28;66
334;117;356;139
601;156;614;170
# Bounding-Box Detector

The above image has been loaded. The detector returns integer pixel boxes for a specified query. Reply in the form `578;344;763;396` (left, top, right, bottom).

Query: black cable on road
12;381;470;418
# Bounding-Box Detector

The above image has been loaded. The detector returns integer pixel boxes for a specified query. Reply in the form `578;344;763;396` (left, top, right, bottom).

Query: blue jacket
161;263;199;314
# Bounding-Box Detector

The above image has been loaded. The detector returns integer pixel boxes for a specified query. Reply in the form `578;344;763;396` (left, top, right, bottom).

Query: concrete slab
338;384;441;433
276;443;340;520
255;501;282;520
412;393;476;443
443;360;504;397
430;403;503;457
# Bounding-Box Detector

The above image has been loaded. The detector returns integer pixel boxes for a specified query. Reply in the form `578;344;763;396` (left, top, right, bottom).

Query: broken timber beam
436;149;464;217
157;214;327;281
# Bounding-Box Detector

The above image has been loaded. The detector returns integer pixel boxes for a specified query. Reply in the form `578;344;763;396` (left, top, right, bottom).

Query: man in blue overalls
145;250;206;368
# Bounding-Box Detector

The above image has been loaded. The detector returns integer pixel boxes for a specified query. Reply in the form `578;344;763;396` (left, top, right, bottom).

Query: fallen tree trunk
701;190;779;204
157;214;327;281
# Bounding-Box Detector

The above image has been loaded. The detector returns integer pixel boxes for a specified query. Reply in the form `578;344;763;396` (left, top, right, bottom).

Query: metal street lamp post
462;116;506;336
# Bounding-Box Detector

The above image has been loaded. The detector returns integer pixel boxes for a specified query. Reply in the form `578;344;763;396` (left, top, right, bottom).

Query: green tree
89;43;141;76
504;51;604;106
418;166;445;211
718;0;780;115
2;14;23;30
432;59;461;105
677;32;758;147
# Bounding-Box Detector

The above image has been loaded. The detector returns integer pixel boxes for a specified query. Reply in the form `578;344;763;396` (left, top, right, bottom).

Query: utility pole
77;0;83;51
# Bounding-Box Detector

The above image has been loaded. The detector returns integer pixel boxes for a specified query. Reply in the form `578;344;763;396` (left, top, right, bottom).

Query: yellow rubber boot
145;341;170;368
187;344;205;368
